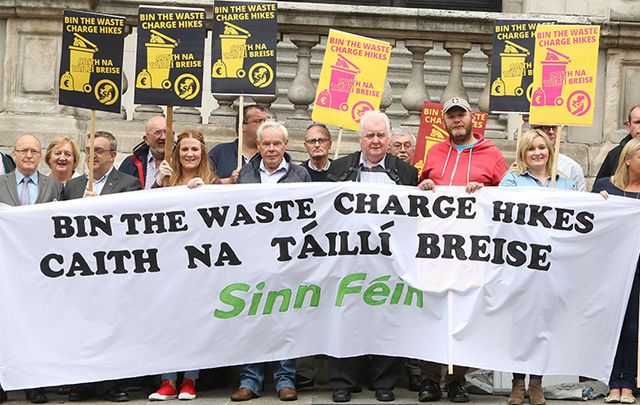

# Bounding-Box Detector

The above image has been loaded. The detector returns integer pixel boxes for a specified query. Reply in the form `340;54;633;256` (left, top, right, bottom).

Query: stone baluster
134;104;164;121
477;44;492;113
401;40;434;126
379;39;396;113
285;33;320;130
440;41;472;103
209;94;238;128
174;106;202;123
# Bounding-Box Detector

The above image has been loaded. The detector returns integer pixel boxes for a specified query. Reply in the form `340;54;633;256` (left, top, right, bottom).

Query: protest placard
0;184;637;389
58;10;125;113
211;0;277;96
134;6;206;107
489;19;553;113
529;24;600;126
413;102;488;172
311;30;391;131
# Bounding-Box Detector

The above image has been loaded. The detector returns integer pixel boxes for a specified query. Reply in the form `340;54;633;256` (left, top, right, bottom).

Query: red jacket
419;134;507;186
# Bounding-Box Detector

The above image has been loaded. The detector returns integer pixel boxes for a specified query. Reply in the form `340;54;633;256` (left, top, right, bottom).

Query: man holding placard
119;116;167;189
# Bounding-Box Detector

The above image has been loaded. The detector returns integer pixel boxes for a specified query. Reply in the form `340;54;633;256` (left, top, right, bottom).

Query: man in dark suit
0;134;62;403
61;131;140;402
327;111;418;404
63;131;141;200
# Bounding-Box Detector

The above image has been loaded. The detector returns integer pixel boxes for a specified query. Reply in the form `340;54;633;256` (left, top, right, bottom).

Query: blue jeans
238;360;296;396
161;370;200;381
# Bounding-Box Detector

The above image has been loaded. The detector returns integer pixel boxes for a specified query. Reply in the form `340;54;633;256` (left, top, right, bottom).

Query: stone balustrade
0;1;638;185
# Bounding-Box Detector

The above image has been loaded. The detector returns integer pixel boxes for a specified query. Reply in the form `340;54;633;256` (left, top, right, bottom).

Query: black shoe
69;386;96;401
375;389;395;402
409;375;422;392
419;379;443;402
0;388;7;403
446;381;469;403
103;387;129;402
26;388;48;404
294;374;315;391
332;389;351;403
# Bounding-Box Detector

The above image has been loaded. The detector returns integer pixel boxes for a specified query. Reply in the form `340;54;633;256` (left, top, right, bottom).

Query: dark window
286;0;502;12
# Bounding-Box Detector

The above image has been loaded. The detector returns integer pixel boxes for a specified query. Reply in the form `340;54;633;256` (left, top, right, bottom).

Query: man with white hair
327;110;418;403
388;128;416;165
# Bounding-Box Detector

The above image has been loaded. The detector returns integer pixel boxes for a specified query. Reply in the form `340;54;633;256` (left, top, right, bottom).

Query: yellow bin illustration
212;22;251;79
60;33;99;93
491;40;530;97
136;30;178;89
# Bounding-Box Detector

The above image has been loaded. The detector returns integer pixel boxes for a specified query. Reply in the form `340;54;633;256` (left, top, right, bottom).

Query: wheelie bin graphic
532;48;571;106
212;22;251;79
491;40;530;98
60;33;99;93
315;54;360;112
136;30;178;90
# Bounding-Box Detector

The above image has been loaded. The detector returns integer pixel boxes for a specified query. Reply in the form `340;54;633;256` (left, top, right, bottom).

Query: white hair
257;120;289;142
390;129;416;146
359;110;390;136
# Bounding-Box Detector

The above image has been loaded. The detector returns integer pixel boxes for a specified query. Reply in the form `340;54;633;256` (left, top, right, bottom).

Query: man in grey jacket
232;120;309;402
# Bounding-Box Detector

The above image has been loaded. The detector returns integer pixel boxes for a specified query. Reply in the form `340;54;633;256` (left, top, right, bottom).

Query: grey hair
390;128;416;146
88;131;117;151
257;120;289;142
359;110;390;136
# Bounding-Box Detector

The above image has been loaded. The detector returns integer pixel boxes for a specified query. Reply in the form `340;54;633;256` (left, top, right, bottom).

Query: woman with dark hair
148;130;218;401
500;129;574;405
594;138;640;404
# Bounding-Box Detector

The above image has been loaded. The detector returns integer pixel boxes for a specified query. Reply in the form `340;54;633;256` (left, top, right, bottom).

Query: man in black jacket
327;111;417;404
119;116;166;189
1;151;15;174
596;104;640;180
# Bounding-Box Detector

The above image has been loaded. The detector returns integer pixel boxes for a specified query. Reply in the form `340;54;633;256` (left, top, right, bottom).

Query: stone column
401;40;433;126
134;104;164;121
477;44;492;113
379;39;396;113
286;33;320;130
440;41;472;103
209;94;238;128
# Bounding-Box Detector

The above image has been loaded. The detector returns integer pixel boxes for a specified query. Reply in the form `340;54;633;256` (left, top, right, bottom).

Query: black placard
211;0;277;96
489;19;553;114
58;10;125;113
134;6;206;107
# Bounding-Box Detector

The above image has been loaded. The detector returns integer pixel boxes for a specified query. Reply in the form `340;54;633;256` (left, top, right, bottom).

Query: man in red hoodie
416;97;507;403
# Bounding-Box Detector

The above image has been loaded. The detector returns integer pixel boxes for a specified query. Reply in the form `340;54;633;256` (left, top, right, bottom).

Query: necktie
20;176;30;205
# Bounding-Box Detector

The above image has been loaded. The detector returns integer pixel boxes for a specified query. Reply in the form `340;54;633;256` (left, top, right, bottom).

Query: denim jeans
238;360;296;396
161;370;200;381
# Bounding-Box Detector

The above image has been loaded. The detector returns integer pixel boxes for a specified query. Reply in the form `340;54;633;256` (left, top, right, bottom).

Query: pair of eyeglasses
305;138;329;145
85;148;113;155
15;148;41;156
391;142;412;150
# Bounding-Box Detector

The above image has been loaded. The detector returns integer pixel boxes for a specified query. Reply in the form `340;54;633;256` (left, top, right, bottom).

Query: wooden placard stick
87;110;96;192
165;105;174;164
549;125;563;188
333;128;344;160
237;95;244;170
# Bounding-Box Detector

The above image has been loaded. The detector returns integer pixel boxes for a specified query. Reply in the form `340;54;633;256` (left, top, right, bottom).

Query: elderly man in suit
61;130;140;402
63;131;141;200
0;134;62;403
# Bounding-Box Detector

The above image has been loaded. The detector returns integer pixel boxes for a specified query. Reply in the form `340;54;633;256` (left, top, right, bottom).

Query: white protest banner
0;183;638;389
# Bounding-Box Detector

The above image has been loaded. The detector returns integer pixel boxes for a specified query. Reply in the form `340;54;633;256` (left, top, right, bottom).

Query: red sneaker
148;380;178;401
178;378;196;400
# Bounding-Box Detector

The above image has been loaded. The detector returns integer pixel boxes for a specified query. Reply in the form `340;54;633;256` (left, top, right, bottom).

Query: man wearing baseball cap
416;97;507;402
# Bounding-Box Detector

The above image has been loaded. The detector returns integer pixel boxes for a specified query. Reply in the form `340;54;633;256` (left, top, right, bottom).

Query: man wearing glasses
388;129;416;165
0;134;62;404
327;110;417;403
596;104;640;180
62;131;141;200
208;105;269;184
300;123;334;182
119;116;167;189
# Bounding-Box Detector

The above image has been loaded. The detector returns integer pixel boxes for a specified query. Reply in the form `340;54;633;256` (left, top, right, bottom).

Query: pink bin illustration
316;54;361;112
532;48;571;107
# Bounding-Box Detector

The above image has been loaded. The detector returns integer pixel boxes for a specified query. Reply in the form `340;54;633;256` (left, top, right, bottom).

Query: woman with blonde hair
45;136;80;183
593;138;640;404
500;129;574;405
149;130;218;401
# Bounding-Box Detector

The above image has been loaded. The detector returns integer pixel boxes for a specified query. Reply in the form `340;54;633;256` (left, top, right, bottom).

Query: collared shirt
358;154;395;185
15;170;39;205
88;167;113;195
308;159;330;172
145;153;159;190
499;170;575;190
259;158;288;184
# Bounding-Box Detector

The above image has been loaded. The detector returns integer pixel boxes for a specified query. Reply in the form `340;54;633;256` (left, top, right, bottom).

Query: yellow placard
311;29;391;131
529;24;600;126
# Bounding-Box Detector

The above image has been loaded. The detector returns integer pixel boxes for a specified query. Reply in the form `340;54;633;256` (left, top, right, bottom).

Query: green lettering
213;283;249;319
335;273;365;307
404;286;424;308
294;285;321;308
263;288;292;314
363;275;391;305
